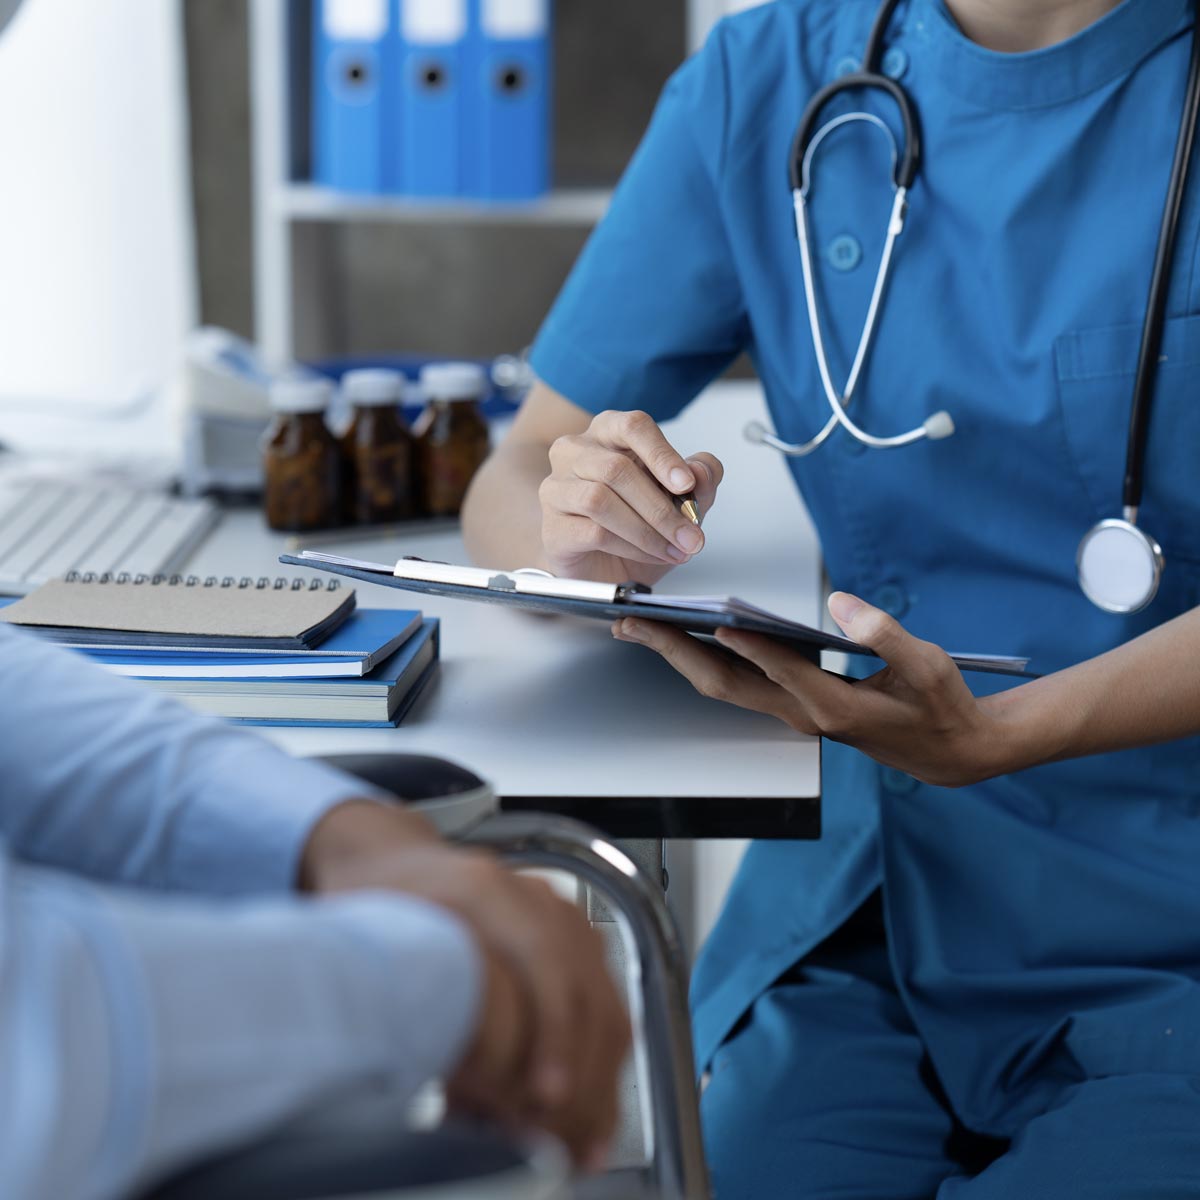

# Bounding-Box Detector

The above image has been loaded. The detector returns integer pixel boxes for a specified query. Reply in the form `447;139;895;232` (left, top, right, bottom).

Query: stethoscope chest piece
1076;518;1164;615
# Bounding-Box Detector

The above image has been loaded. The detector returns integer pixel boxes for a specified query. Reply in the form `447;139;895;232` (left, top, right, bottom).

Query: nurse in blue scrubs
462;0;1200;1194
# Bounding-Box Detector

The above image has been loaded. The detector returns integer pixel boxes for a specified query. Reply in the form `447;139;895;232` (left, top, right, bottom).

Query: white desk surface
184;382;823;829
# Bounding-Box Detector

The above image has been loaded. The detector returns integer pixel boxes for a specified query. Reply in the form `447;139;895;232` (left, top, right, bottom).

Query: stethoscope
746;0;1200;615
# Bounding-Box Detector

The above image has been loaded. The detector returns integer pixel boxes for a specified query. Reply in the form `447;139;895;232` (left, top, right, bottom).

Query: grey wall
184;1;687;361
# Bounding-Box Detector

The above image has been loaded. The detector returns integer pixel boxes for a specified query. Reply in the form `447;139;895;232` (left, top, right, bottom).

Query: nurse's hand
540;409;724;585
612;591;1009;789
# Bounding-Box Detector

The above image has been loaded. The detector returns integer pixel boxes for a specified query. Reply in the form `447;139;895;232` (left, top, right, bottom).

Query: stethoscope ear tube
788;73;922;192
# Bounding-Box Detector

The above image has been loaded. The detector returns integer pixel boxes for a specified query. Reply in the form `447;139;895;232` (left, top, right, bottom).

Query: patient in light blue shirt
0;622;626;1200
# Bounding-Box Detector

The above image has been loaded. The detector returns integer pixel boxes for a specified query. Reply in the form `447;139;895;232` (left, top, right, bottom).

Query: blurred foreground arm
0;620;380;896
0;846;480;1200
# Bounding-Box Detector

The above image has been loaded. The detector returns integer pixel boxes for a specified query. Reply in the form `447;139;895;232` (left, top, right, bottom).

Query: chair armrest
464;813;709;1200
315;752;498;837
296;756;711;1199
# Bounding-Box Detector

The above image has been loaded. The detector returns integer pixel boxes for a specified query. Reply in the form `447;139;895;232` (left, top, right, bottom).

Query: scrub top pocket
1054;313;1200;565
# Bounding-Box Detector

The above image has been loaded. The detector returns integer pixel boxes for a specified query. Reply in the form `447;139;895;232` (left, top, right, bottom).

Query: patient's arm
0;621;379;895
0;844;480;1200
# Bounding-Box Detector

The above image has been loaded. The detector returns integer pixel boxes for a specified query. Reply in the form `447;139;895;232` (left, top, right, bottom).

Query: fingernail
669;467;694;492
676;525;703;554
828;592;864;625
620;621;647;643
686;458;710;486
666;544;688;563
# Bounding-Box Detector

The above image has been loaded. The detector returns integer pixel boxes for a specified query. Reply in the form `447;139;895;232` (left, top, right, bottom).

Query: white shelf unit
250;0;731;364
277;181;613;225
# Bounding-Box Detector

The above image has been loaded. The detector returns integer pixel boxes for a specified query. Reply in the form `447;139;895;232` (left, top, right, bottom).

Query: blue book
0;600;421;677
158;619;440;728
465;0;551;201
313;0;398;193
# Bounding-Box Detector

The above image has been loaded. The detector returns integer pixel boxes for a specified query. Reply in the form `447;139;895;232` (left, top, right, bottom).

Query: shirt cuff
166;748;389;898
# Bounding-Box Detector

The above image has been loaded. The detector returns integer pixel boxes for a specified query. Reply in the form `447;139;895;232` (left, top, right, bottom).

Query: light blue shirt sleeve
0;623;485;1200
0;620;381;896
0;846;482;1200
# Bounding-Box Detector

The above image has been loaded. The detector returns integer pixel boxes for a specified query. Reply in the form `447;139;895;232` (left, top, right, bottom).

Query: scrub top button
882;47;908;79
881;766;919;795
828;235;862;272
835;54;859;77
874;583;909;618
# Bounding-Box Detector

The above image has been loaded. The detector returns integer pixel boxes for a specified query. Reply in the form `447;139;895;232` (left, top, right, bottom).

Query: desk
184;381;823;840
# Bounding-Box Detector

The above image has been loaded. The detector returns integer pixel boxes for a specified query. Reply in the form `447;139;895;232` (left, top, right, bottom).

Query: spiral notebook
0;573;355;651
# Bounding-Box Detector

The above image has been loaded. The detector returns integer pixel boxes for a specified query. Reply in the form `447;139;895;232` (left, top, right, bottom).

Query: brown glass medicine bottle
339;369;415;524
262;376;341;532
412;363;491;517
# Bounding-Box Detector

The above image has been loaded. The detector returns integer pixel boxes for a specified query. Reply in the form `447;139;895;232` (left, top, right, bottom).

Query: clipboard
279;551;1033;677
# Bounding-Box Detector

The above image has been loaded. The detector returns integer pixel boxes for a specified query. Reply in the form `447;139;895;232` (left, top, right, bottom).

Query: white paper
402;0;468;44
324;0;387;40
481;0;548;39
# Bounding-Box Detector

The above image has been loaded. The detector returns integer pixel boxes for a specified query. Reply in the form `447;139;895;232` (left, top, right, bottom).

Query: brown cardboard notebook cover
0;576;355;650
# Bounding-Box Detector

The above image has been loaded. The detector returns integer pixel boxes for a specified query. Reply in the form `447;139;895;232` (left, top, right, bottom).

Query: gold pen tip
680;498;701;526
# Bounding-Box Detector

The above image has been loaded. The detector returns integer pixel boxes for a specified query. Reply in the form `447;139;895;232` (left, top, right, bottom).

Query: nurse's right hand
539;409;724;585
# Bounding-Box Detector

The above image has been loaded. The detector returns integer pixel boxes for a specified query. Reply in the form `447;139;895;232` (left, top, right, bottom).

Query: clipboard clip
397;556;652;603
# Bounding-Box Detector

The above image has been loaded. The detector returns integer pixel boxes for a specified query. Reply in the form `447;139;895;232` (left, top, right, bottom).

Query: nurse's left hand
612;591;1009;789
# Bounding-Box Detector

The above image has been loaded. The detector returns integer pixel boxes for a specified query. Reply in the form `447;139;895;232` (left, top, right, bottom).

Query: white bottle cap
342;368;405;406
420;361;488;402
269;375;333;414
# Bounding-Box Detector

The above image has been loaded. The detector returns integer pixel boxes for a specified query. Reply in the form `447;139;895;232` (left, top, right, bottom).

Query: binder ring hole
498;65;526;94
421;63;448;91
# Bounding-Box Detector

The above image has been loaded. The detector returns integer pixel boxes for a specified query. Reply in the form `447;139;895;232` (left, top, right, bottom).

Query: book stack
0;574;438;728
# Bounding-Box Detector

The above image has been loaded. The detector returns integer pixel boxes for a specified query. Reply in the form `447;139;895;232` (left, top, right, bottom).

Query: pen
678;491;702;527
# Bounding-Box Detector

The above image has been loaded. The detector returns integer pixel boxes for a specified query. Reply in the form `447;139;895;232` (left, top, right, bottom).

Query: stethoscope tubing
1123;7;1200;513
789;71;920;193
757;0;1198;615
795;183;928;448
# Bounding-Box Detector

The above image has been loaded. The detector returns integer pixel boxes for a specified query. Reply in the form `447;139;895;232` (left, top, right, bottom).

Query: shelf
276;183;613;226
251;0;713;360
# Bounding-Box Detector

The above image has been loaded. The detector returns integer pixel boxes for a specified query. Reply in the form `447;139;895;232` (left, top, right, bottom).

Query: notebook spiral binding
61;572;340;591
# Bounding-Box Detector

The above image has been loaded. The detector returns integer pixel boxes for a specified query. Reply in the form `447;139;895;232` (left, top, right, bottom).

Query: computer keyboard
0;481;219;595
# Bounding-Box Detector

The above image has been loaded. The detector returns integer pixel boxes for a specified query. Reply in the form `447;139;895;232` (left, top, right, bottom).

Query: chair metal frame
466;813;711;1200
145;762;712;1200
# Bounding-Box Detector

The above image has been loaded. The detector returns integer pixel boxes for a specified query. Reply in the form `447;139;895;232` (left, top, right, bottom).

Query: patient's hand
300;801;629;1169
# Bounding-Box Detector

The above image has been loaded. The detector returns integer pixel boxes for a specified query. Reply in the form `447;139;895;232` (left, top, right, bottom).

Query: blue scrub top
531;0;1200;1136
